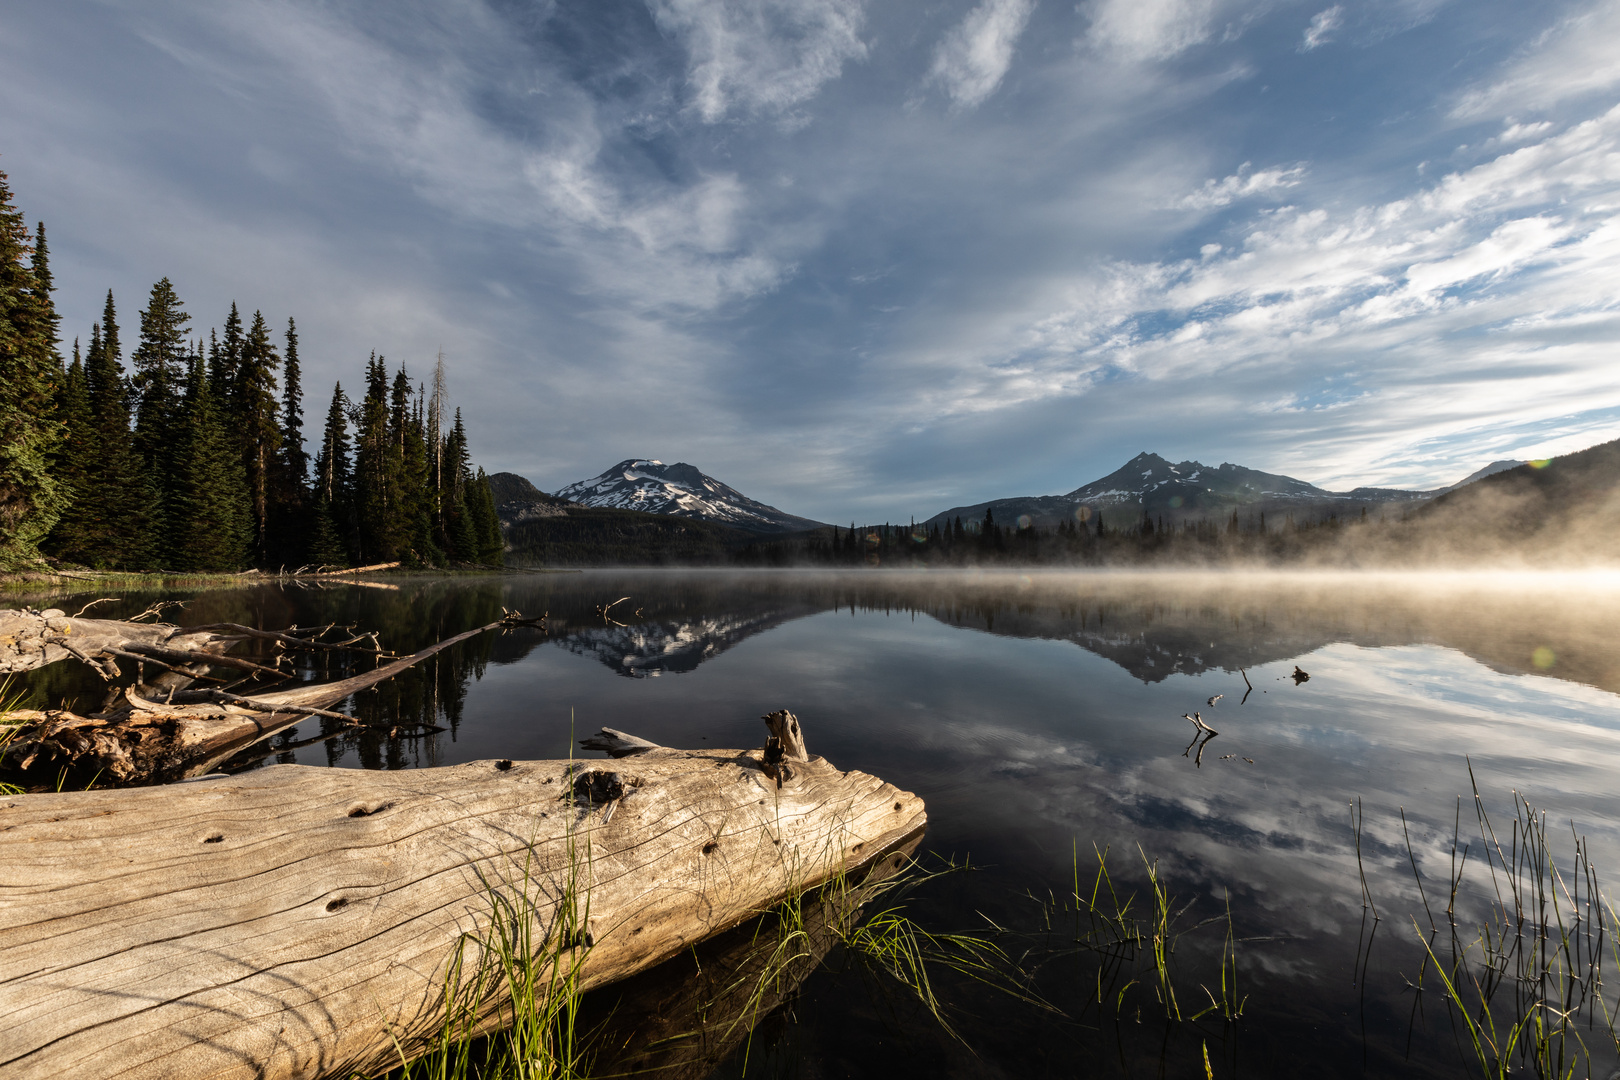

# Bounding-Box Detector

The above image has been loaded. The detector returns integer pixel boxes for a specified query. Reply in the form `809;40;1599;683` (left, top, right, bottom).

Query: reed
0;675;27;796
373;813;595;1079
1035;842;1245;1026
1401;766;1620;1079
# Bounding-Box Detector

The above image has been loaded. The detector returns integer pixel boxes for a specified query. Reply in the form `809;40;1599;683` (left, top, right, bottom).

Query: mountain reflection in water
15;569;1620;1078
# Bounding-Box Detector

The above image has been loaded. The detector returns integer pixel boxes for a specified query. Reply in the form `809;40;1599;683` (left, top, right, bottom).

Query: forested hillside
0;167;501;572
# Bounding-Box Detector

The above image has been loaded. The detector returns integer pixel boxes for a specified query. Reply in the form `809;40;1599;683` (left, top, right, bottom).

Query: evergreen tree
130;277;191;464
266;316;309;565
45;340;91;556
211;302;243;400
311;381;353;565
166;357;250;570
0;176;66;566
353;354;404;562
279;318;308;485
31;223;61;371
233;309;281;563
441;408;475;560
45;301;154;567
398;380;440;565
467;467;504;565
314;382;352;505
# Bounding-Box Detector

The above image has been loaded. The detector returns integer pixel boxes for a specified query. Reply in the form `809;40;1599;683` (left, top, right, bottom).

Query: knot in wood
572;770;627;805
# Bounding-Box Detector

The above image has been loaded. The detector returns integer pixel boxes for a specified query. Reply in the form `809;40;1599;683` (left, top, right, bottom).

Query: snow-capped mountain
553;459;825;534
923;451;1518;530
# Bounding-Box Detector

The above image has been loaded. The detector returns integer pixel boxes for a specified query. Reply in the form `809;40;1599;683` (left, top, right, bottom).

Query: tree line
0;167;502;572
733;504;1390;567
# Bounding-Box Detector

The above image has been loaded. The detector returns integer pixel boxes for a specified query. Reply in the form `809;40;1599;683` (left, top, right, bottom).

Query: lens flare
1532;646;1556;669
1168;496;1183;509
1017;514;1032;529
1530;459;1551;469
1074;506;1092;522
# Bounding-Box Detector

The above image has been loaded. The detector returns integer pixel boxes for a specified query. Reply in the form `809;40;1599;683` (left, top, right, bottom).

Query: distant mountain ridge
554;459;826;534
487;471;570;526
923;452;1528;531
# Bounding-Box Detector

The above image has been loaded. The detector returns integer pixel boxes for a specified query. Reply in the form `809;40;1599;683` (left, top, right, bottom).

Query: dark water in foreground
17;570;1620;1078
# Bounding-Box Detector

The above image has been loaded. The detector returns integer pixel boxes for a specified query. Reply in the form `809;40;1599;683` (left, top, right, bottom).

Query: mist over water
19;569;1620;1076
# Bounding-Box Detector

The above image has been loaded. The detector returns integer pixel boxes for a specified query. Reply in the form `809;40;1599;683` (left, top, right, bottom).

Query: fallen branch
1;617;510;786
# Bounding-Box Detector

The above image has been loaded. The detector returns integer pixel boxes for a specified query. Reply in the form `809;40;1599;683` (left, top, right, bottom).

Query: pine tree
266;316;309;565
45;300;154;567
212;303;243;400
397;381;440;566
0;176;66;566
130;277;191;462
311;381;353;565
353;354;403;562
234;310;281;563
45;339;91;552
467;467;504;565
31;223;61;372
314;382;351;506
279;318;308;485
166;357;250;570
440;408;476;560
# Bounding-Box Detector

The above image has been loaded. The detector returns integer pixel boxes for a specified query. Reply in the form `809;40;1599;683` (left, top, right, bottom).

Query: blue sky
3;0;1619;523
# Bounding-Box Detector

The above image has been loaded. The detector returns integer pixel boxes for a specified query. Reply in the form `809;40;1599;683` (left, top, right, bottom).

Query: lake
16;569;1620;1078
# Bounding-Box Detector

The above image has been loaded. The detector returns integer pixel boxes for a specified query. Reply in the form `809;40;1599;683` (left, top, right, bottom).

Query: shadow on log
576;832;925;1080
0;717;926;1080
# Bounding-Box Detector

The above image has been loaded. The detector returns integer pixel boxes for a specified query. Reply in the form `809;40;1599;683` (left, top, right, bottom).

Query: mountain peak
554;459;825;534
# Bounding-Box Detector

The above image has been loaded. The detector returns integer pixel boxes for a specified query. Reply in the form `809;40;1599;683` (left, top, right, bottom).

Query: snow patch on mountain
553;459;824;534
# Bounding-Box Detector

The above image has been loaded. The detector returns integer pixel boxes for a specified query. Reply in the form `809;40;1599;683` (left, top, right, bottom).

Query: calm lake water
17;569;1620;1078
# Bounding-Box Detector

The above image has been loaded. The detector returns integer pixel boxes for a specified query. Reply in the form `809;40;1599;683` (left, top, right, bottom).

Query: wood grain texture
0;748;926;1080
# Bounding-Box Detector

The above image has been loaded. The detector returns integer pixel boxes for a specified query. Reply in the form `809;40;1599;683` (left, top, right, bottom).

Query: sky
3;0;1619;524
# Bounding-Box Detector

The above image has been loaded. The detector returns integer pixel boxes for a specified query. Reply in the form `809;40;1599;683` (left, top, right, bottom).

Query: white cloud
1454;0;1620;118
173;3;805;316
646;0;868;123
1086;0;1217;62
1299;5;1342;51
928;0;1036;108
885;102;1620;488
1176;162;1307;209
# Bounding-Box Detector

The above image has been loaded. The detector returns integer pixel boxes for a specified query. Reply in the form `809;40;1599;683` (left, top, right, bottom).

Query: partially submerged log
583;831;925;1080
0;716;926;1080
0;611;515;787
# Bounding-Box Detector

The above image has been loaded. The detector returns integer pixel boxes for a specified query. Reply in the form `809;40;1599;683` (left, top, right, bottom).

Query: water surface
18;570;1620;1078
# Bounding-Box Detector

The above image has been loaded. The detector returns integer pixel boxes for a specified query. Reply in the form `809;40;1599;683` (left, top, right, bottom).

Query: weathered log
2;618;510;786
0;726;926;1080
0;607;239;677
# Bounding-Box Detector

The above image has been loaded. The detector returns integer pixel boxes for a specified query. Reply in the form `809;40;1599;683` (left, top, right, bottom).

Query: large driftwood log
1;616;510;786
0;721;926;1080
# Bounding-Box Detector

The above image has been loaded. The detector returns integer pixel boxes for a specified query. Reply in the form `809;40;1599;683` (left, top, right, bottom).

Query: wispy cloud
4;0;1616;515
1175;162;1307;209
647;0;868;123
892;102;1620;488
1299;5;1343;50
928;0;1036;108
1453;0;1620;118
1086;0;1217;62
